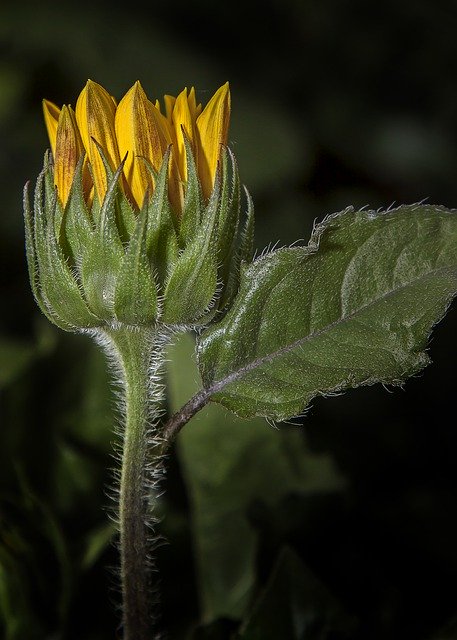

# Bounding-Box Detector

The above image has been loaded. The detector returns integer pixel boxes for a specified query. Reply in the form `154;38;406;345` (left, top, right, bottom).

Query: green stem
106;327;166;640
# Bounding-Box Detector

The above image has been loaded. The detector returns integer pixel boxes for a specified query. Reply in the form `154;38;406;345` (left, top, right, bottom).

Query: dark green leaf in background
198;205;457;420
0;322;55;389
431;616;457;640
0;478;71;640
239;547;354;640
167;335;345;623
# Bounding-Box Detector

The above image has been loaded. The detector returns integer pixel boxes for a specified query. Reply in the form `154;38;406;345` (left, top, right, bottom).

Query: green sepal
89;187;101;226
23;180;70;330
145;148;179;285
219;186;255;311
30;169;73;330
91;142;136;240
42;151;65;240
80;162;125;321
216;148;240;265
214;149;244;311
61;155;94;264
33;172;100;330
179;136;204;247
116;193;137;242
238;186;255;264
162;251;218;325
114;206;159;325
162;178;222;325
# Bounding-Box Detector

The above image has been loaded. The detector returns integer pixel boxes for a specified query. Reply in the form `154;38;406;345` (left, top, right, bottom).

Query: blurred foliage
168;335;345;624
2;0;457;638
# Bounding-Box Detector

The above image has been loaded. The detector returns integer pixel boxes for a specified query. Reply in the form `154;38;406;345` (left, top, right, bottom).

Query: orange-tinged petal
115;81;168;208
152;96;183;213
75;79;120;203
196;82;230;199
171;87;196;181
54;105;84;207
43;99;61;156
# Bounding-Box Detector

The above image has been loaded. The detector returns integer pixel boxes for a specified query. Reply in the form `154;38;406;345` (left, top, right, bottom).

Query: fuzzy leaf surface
198;205;457;420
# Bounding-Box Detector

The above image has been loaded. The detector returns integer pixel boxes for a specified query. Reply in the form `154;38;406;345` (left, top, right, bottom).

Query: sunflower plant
24;79;457;639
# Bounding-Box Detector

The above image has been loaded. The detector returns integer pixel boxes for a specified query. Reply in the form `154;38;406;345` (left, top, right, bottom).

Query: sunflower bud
24;80;254;332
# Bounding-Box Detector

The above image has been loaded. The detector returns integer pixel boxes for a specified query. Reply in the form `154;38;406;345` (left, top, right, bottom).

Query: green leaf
198;205;457;420
239;547;354;640
0;323;55;389
167;334;344;622
0;341;35;389
0;544;44;640
0;477;71;639
81;522;117;571
431;615;457;639
190;619;239;639
52;339;113;513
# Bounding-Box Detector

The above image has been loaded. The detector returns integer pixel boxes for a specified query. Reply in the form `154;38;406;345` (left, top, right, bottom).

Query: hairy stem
106;327;166;640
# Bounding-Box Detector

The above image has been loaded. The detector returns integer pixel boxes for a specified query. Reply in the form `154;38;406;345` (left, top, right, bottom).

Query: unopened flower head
43;80;231;211
25;79;253;332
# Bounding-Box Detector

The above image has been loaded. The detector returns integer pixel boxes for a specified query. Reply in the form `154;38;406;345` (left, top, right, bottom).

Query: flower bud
24;80;254;332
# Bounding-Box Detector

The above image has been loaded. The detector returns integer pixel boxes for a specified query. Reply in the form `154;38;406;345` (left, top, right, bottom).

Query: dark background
1;1;457;638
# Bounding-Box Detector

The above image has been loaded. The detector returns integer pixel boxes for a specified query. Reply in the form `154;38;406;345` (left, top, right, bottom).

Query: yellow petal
171;87;196;181
187;87;198;118
163;94;176;121
151;96;183;211
152;101;174;147
75;79;120;203
54;105;84;207
42;99;61;156
196;82;230;199
115;81;168;208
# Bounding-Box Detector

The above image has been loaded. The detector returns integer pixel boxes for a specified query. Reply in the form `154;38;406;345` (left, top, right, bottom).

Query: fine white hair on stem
89;325;175;637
